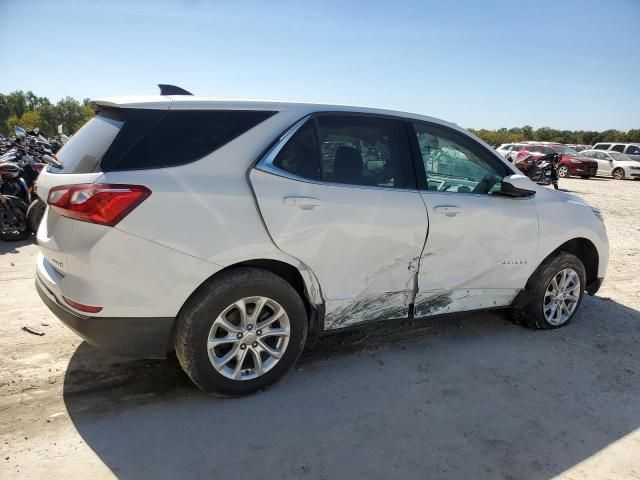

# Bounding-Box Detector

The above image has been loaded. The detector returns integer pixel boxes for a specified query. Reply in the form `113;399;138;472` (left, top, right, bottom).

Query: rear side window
52;110;124;174
273;122;321;180
626;145;640;155
594;143;610;150
611;144;625;153
101;109;276;171
316;115;407;188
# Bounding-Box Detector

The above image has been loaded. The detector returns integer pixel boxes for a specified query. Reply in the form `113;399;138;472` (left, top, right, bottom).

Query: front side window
611;144;625;153
412;122;507;194
315;115;407;188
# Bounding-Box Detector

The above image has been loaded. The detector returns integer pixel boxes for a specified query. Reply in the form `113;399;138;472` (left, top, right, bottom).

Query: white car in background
34;86;609;396
580;149;640;180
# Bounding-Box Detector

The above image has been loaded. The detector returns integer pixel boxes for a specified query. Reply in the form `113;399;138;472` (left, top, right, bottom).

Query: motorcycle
511;152;560;190
0;174;30;241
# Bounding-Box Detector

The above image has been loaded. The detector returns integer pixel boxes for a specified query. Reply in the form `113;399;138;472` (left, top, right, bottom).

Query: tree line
468;126;640;147
1;90;638;146
0;91;94;137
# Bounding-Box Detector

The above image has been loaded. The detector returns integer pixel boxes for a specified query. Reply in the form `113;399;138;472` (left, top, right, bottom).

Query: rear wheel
0;196;30;241
558;165;569;178
612;168;625;180
175;267;308;396
511;252;585;330
26;198;46;234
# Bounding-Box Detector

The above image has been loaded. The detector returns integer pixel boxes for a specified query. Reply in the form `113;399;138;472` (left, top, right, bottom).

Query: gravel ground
1;177;639;480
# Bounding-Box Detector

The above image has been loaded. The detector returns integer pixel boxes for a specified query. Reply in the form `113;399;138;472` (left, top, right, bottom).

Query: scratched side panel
324;292;410;329
414;289;519;318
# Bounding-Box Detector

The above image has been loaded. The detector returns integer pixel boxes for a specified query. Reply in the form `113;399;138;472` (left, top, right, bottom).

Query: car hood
549;189;592;208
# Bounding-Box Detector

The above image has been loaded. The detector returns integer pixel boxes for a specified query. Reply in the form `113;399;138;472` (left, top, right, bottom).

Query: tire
511;252;586;330
0;196;30;241
26;198;46;234
612;168;625;180
175;267;308;396
558;165;569;178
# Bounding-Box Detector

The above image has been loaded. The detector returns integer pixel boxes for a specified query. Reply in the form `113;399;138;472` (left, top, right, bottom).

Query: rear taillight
47;184;151;227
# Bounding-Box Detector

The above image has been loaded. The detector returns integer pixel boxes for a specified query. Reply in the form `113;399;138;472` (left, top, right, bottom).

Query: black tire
612;168;625;180
175;267;308;396
511;252;586;330
26;198;46;234
558;165;569;178
0;196;30;241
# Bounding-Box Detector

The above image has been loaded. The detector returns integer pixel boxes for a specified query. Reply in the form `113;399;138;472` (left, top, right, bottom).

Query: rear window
51;108;276;173
52;110;124;173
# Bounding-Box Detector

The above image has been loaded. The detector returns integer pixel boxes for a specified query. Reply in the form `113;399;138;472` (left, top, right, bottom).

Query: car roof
90;95;459;129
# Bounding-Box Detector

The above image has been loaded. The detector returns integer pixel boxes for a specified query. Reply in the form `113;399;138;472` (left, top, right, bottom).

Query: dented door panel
416;192;538;308
250;169;428;329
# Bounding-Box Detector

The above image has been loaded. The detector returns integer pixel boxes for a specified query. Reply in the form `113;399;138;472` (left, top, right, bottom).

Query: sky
1;0;638;131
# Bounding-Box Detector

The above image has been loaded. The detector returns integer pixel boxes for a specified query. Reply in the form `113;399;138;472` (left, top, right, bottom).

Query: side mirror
501;174;536;197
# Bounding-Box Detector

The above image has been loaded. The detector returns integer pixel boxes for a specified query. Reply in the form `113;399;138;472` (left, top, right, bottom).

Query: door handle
433;205;463;217
282;196;322;210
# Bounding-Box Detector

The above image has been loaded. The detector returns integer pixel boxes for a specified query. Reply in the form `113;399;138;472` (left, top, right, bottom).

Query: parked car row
496;141;640;181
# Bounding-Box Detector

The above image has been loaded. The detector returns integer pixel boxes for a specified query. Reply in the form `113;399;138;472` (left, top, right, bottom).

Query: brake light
62;296;103;313
47;184;151;227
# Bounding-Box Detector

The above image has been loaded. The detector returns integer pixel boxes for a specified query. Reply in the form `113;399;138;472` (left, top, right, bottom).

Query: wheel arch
170;258;325;353
529;237;599;291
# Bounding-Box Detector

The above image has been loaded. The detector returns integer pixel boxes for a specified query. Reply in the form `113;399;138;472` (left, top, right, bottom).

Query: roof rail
158;84;193;96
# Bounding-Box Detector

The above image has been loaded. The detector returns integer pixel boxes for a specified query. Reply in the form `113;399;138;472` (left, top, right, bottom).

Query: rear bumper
36;276;174;359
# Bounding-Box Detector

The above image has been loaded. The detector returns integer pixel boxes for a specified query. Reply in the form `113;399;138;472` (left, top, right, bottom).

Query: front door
593;151;612;175
407;121;539;317
250;114;428;329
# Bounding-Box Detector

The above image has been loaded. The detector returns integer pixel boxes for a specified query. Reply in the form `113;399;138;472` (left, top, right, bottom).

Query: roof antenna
158;84;194;96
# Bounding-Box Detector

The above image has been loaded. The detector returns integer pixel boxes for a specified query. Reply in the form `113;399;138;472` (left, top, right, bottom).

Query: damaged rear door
408;121;539;317
250;113;428;329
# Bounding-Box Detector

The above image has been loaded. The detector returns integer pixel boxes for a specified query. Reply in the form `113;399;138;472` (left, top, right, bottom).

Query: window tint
594;143;610;150
315;115;407;188
51;109;124;174
100;109;276;171
625;145;640;155
272;122;320;180
412;122;507;194
611;144;625;153
530;146;544;153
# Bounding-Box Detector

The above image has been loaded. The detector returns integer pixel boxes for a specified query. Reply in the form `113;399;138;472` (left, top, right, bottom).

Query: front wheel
0;196;30;241
175;267;308;396
612;168;625;180
511;252;586;330
558;165;569;178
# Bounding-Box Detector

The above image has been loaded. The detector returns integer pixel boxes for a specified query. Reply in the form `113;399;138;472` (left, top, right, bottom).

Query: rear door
250;114;428;329
407;121;539;317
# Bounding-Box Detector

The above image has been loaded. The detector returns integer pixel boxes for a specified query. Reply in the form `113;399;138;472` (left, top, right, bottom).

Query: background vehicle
34;89;608;396
580;149;640;180
566;144;591;152
593;142;640;161
514;143;597;179
0;174;29;241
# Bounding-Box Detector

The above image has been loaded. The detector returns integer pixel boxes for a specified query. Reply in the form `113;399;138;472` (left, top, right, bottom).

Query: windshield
553;145;579;156
609;152;631;162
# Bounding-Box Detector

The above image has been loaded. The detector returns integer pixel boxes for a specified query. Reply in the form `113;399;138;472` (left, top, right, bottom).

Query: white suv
35;88;609;395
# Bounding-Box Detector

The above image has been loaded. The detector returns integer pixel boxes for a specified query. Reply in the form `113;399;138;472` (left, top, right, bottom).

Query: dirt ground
1;177;639;480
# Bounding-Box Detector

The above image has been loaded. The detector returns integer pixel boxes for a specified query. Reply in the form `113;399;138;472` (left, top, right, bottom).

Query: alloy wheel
613;168;624;180
558;165;569;178
207;296;290;381
543;268;580;326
